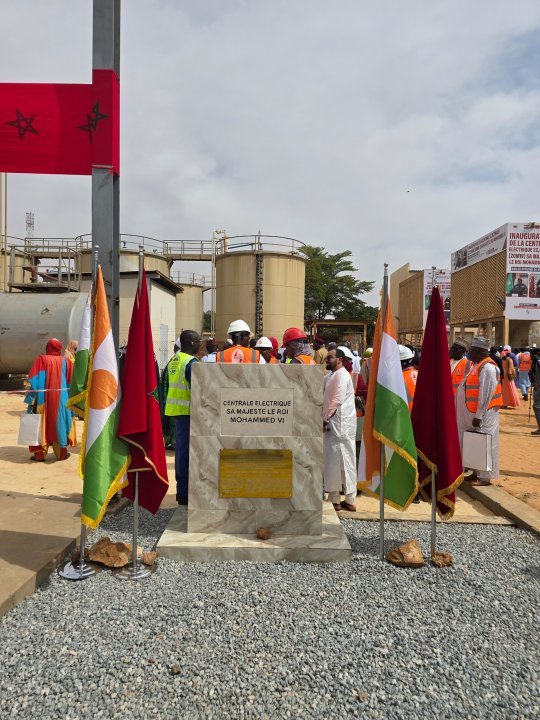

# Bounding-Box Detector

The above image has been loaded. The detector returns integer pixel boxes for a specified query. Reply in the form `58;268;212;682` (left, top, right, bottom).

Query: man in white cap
323;346;357;512
398;344;417;412
456;336;503;485
254;337;277;364
216;320;265;363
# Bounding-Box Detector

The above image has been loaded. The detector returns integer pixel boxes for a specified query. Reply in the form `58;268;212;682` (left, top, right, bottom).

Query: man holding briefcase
456;336;503;486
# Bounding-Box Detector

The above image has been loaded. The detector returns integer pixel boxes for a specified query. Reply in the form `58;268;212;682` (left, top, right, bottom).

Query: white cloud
2;1;540;304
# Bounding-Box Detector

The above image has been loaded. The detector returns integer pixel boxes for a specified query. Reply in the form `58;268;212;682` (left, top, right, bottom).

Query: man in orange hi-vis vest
398;344;417;412
449;338;471;396
215;320;266;364
282;328;316;365
457;336;503;486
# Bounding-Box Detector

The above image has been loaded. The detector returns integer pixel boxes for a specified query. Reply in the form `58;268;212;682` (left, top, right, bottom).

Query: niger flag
117;270;169;514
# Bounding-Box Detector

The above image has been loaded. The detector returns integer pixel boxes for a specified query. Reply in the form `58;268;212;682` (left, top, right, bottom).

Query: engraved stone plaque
219;449;293;498
220;388;294;437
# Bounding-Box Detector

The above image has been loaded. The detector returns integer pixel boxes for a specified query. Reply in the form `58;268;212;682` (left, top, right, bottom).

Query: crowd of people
24;325;540;513
161;319;370;509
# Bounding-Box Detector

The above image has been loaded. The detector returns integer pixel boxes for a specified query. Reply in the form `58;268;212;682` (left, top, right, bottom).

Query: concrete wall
389;263;414;333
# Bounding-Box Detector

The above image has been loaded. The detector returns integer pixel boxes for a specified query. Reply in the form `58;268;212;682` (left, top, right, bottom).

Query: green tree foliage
303;246;376;321
202;310;213;333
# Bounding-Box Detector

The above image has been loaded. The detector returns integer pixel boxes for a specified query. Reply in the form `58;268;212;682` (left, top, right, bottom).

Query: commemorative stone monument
157;363;351;562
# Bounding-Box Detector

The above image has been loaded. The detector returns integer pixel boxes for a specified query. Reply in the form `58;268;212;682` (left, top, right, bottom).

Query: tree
202;310;214;333
303;246;375;321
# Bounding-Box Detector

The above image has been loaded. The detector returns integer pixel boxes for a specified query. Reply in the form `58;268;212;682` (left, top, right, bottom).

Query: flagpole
430;269;438;558
58;246;100;581
115;247;153;581
380;263;388;560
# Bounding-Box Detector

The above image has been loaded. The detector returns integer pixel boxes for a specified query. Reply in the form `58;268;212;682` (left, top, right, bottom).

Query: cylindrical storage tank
0;293;87;375
78;249;171;276
175;284;203;336
215;252;306;342
262;253;306;341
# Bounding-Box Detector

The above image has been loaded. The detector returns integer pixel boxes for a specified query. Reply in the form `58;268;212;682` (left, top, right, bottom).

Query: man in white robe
323;347;357;511
456;336;500;485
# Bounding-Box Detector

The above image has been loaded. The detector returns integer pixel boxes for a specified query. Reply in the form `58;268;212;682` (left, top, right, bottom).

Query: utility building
390;264;451;345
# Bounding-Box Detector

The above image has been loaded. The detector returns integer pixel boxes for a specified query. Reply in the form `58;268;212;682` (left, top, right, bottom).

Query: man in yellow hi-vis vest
165;330;200;504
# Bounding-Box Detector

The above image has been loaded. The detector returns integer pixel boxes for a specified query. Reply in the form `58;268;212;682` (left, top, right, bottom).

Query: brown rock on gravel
88;537;141;568
431;550;454;567
385;539;425;567
141;551;157;566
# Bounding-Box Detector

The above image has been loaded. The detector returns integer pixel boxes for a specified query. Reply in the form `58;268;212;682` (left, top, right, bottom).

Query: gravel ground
1;507;539;720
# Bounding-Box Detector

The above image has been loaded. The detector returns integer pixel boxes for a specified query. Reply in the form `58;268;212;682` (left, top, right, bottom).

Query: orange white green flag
78;266;129;528
357;295;418;509
67;287;92;419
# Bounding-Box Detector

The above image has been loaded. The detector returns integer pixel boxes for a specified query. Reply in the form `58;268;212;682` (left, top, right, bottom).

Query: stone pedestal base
157;503;351;563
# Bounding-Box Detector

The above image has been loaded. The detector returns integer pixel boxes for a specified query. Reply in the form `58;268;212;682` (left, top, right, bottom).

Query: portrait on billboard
506;273;529;298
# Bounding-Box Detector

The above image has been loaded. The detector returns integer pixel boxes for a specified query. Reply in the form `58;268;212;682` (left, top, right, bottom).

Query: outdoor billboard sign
451;224;507;273
451;223;540;320
506;223;540;320
423;269;451;329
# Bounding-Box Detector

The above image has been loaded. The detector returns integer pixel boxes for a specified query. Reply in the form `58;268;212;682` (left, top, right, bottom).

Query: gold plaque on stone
219;449;293;498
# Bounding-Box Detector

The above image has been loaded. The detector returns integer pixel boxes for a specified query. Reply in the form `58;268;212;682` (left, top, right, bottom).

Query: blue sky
2;1;540;304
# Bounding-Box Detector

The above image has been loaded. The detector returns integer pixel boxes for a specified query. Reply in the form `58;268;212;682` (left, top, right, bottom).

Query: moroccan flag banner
411;287;464;519
0;69;119;175
358;295;418;509
67;288;92;419
79;266;129;528
117;270;169;514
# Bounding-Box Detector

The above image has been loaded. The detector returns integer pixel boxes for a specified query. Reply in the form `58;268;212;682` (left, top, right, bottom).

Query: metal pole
132;472;139;574
114;249;153;581
59;245;100;581
0;173;3;292
430;276;438;557
3;173;7;292
211;232;216;336
92;0;120;351
379;263;388;560
431;468;437;556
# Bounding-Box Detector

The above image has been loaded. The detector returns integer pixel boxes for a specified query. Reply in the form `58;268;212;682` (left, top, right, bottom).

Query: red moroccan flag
0;70;119;175
411;286;464;519
117;270;168;514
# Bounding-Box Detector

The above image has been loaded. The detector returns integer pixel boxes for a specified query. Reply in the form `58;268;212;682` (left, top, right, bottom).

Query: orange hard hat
282;327;307;345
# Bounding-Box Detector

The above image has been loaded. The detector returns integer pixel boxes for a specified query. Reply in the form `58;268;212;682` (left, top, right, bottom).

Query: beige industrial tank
78;249;171;276
176;284;204;336
215;251;306;342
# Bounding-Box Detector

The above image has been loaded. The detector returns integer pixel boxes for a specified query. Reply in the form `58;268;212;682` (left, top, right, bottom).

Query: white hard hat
255;336;272;349
227;319;251;335
337;345;354;360
398;344;414;361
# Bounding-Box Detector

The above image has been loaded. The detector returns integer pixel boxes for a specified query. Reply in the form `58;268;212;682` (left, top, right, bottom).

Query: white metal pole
431;468;437;556
379;263;388;560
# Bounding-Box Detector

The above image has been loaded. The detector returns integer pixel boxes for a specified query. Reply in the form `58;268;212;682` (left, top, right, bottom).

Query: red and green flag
117;269;169;514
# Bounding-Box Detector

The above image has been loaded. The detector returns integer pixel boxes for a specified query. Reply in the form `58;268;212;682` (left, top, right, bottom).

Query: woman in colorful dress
25;338;77;461
500;348;520;409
